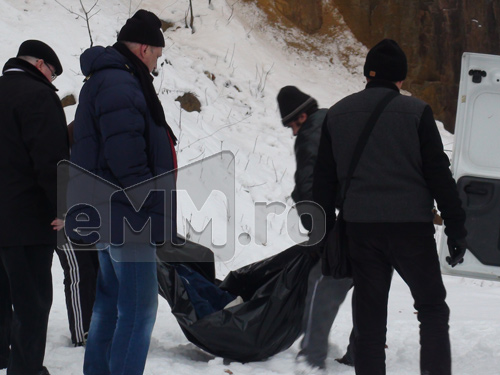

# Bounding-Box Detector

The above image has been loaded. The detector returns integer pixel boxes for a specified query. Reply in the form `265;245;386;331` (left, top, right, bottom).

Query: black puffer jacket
69;46;177;245
292;108;327;231
0;58;69;246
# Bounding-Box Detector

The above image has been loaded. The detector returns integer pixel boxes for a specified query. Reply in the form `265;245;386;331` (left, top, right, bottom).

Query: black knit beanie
277;86;318;126
117;9;165;47
364;39;407;82
16;39;63;75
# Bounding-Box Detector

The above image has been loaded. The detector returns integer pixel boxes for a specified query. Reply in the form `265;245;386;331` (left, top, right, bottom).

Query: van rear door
438;52;500;282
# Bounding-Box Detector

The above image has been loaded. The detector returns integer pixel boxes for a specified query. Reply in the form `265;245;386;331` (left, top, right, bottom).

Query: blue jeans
83;243;158;375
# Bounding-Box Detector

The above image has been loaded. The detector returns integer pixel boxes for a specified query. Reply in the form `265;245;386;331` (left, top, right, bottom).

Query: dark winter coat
291;109;327;231
313;80;466;239
69;46;177;245
0;58;69;246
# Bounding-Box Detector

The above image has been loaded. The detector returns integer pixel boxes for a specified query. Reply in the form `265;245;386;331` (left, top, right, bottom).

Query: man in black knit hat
277;86;354;373
313;39;467;375
0;40;68;375
69;9;177;375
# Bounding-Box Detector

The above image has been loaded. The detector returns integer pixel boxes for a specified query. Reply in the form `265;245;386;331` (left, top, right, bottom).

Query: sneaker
295;355;326;375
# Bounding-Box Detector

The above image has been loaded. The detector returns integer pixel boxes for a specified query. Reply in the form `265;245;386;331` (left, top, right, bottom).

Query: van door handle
464;185;488;195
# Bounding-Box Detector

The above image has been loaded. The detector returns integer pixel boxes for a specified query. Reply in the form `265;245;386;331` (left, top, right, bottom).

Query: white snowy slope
0;0;499;374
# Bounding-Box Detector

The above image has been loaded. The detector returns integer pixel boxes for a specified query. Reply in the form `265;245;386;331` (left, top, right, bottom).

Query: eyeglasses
38;60;57;81
45;62;57;81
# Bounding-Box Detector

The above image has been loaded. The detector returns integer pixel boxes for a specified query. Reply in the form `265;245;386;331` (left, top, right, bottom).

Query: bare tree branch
54;0;84;20
87;0;99;14
54;0;99;47
180;114;252;151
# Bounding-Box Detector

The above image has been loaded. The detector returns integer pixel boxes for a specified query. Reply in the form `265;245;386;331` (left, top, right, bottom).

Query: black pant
0;245;53;375
348;235;451;375
55;242;98;345
0;257;10;369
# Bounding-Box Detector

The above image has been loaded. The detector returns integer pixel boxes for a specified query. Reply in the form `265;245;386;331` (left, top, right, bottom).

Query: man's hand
446;237;467;267
51;218;64;231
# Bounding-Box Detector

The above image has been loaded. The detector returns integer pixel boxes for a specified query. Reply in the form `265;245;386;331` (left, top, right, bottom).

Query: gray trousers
299;261;353;367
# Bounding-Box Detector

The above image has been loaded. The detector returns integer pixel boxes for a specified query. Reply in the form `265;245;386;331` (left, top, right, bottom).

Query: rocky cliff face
272;0;500;131
274;0;323;33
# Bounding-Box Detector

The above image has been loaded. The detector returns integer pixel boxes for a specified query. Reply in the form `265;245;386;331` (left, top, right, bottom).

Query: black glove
446;238;467;267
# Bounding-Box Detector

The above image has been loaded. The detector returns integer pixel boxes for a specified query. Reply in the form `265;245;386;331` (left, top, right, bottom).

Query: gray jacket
313;80;466;239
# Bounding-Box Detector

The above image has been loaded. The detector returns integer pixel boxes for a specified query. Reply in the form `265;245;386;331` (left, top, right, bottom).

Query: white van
438;52;500;282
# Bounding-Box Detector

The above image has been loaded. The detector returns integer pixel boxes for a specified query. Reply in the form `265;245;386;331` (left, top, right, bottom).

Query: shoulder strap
341;90;399;201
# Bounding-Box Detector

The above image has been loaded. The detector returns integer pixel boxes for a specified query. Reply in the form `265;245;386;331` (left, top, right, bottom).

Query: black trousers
0;256;10;370
348;235;451;375
0;245;53;375
55;242;98;346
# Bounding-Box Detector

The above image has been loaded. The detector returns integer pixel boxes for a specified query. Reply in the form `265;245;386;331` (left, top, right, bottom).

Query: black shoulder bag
322;90;399;279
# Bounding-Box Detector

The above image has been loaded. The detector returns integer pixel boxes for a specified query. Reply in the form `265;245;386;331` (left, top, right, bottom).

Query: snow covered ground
0;0;499;373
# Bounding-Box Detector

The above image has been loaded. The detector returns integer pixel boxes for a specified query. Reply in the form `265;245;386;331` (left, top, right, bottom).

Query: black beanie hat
363;39;407;82
277;86;318;126
117;9;165;47
17;39;63;76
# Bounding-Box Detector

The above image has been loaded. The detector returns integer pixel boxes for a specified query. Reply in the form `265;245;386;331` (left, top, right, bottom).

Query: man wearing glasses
0;40;69;375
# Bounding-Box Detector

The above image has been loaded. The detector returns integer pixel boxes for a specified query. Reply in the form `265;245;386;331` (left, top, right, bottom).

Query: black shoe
335;354;354;367
38;366;50;375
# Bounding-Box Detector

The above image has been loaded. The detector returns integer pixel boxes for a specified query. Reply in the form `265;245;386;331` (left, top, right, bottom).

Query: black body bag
157;243;316;362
